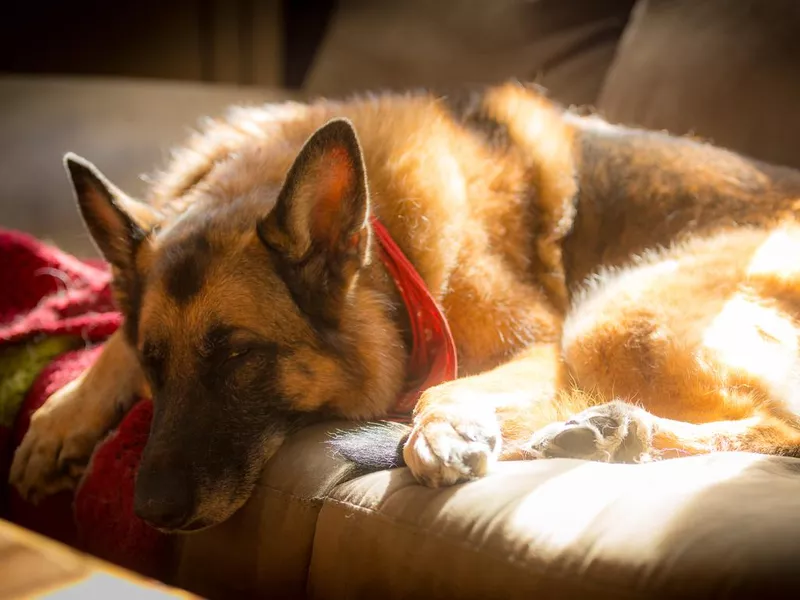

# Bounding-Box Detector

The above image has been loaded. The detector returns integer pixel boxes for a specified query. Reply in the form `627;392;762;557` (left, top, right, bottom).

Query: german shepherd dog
10;82;800;532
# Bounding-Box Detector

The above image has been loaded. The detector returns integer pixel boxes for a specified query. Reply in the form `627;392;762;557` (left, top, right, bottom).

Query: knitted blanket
0;229;172;580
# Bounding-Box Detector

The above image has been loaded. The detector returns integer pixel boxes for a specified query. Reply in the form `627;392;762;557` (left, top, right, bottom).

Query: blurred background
1;0;799;255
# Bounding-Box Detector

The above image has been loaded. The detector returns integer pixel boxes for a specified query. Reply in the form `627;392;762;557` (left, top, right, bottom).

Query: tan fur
12;81;800;525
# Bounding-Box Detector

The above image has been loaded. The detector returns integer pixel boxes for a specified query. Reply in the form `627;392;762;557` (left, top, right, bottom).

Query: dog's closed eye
224;347;251;364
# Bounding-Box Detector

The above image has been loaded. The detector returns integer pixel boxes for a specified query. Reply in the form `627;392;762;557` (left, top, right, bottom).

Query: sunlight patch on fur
746;227;800;278
702;294;800;411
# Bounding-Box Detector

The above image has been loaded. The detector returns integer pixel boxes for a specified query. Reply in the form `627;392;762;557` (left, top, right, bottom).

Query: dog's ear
64;153;161;270
259;118;369;262
258;118;371;326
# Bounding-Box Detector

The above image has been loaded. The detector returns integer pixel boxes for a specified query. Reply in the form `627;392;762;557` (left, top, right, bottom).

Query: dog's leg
527;400;800;461
10;330;146;502
402;328;800;485
403;342;590;486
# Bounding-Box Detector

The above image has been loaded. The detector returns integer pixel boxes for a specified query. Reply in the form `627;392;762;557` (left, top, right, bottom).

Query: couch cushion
309;452;800;599
597;0;800;170
305;0;635;108
174;421;365;600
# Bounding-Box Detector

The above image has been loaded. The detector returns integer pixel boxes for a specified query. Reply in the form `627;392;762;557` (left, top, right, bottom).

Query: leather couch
175;422;800;599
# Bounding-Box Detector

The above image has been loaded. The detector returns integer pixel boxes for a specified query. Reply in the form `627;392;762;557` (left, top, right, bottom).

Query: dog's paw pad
551;424;600;456
404;407;501;487
528;400;652;463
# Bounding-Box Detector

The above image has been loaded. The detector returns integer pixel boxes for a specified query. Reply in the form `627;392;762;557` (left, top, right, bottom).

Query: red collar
370;216;458;420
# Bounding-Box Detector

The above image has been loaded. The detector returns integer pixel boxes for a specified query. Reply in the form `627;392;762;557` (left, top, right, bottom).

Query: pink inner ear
311;145;356;248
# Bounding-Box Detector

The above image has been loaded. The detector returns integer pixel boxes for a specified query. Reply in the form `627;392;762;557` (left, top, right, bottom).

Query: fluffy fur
10;82;800;530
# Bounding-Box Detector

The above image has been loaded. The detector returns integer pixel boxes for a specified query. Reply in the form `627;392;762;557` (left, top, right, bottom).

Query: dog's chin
154;496;252;534
154;516;222;535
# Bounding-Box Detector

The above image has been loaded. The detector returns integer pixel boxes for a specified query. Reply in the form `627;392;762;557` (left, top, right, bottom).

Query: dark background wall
0;0;336;89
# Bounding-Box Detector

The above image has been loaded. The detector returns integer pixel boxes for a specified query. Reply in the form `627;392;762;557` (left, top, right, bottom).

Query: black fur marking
440;88;512;149
201;334;282;388
121;273;144;345
163;234;212;304
140;339;168;391
328;422;410;474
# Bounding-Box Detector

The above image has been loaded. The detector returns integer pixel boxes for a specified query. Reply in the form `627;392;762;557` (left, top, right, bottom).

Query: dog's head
65;119;405;531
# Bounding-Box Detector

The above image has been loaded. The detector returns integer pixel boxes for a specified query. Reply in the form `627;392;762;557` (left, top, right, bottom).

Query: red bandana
370;216;458;421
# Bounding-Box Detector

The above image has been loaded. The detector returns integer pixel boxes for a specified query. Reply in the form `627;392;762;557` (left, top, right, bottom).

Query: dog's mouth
154;518;216;535
138;490;253;534
133;480;239;534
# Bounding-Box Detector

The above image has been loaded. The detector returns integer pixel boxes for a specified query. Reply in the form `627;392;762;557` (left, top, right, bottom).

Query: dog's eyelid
226;347;252;360
200;327;264;359
225;339;271;361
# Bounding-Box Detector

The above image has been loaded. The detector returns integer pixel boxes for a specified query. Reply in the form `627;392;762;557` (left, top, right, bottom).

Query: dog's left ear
64;153;162;270
258;118;371;325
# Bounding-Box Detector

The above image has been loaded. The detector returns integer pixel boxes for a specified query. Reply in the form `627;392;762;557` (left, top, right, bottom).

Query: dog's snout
134;467;195;530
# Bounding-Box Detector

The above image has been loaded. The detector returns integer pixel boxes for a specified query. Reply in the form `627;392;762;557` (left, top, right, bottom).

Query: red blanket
0;229;172;580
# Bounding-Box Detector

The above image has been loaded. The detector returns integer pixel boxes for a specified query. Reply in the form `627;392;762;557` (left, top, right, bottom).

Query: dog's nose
134;468;195;530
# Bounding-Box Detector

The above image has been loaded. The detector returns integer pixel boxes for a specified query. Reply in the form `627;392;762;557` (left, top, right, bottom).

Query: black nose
134;467;195;530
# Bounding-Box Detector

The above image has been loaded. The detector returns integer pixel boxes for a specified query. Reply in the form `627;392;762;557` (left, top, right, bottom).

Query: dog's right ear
257;119;371;326
64;153;161;270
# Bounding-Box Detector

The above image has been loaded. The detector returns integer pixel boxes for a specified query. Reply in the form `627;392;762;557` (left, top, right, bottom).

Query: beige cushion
597;0;800;170
313;453;800;598
305;0;633;108
177;436;800;599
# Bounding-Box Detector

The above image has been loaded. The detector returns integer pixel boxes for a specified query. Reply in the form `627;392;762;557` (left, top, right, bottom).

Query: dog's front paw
527;400;653;463
9;378;106;503
403;399;501;487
